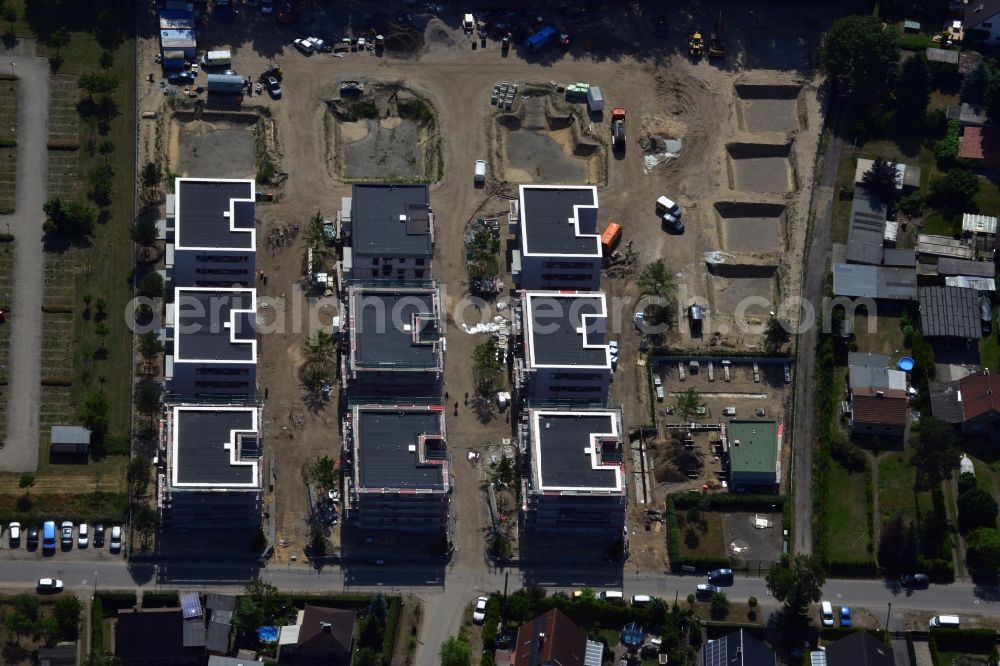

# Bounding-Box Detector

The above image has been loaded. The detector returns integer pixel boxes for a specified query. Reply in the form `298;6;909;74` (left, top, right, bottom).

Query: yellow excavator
688;30;704;57
709;12;725;59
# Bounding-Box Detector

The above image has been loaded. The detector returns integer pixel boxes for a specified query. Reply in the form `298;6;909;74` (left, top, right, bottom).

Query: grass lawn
831;144;856;245
980;317;1000;372
825;459;873;562
878;453;919;525
853;312;906;357
677;512;726;559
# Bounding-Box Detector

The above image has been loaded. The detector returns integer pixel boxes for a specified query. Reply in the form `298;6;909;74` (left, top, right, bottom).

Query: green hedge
671;493;785;512
95;592;137;615
704;622;767;641
920;558;955;584
142;591;180;608
481;596;501;652
666;494;786;570
825;559;880;578
382;596;401;664
930;627;998;653
90;596;104;652
820;627;885;641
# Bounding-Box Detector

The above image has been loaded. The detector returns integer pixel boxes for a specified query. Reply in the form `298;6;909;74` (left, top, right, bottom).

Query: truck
688;30;704;57
525;25;557;52
611;107;626;149
600;222;622;253
201;50;232;67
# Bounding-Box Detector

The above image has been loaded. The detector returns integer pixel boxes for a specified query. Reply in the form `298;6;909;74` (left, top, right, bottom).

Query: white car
77;523;89;548
109;525;122;553
8;522;20;547
472;596;488;624
293;38;316;54
37;578;63;593
820;600;834;627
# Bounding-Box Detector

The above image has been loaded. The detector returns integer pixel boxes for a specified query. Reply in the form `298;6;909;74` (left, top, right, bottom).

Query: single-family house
931;370;1000;438
511;609;603;666
959;126;1000;166
919;286;983;340
703;630;776;666
825;631;895;666
964;0;1000;44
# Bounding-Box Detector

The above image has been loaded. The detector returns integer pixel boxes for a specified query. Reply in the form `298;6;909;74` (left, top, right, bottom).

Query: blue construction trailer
525;25;556;52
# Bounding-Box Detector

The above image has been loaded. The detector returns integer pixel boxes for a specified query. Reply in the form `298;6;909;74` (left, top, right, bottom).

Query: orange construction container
601;221;622;253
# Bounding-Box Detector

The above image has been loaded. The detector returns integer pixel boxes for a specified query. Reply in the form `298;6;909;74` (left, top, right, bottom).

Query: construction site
132;0;833;567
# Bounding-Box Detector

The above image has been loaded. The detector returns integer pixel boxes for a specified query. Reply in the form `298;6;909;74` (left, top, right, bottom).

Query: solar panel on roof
180;592;203;619
703;637;726;666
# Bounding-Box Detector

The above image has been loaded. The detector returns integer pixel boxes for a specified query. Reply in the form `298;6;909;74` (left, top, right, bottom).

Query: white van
631;594;652;606
656;196;679;213
929;615;960;628
598;590;624;602
820;601;834;627
201;50;232;67
474;160;486;185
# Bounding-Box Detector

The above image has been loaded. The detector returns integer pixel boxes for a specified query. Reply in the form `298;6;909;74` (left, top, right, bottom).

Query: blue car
839;606;852;627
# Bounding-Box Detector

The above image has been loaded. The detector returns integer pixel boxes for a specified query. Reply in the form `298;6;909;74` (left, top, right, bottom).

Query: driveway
0;48;48;472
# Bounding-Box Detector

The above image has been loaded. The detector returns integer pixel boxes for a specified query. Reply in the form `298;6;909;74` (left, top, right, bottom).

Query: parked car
820;601;834;627
900;573;930;588
36;578;63;593
8;522;20;547
110;525;122;553
695;584;719;599
27;526;39;550
839;606;852;627
94;524;105;548
60;521;73;548
167;71;196;86
474;159;487;185
292;36;323;54
42;521;56;554
707;568;733;586
267;76;282;98
656;195;684;233
472;596;488;624
77;523;89;548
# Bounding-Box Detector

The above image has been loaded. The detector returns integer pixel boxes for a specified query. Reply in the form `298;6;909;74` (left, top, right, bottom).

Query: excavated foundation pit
726;142;794;194
707;263;777;316
714;201;786;253
735;84;804;133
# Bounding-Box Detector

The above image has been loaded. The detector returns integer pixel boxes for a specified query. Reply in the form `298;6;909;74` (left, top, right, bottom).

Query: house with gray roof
49;425;92;455
166;178;256;289
514;290;612;403
919;286;982;339
340;184;434;282
521;406;626;539
703;629;775;666
846;189;888;265
344;403;450;533
162;405;264;530
832;263;917;301
510;185;602;290
341;283;444;397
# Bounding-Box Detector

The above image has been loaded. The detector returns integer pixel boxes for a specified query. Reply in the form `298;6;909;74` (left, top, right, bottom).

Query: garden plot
47;76;80;201
735;84;804;133
493;94;604;185
0;78;18;213
326;82;441;182
726;143;794;194
714;202;785;253
0;243;14;440
172;113;257;178
38;253;77;459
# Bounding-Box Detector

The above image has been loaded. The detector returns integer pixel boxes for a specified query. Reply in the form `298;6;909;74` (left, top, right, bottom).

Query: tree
2;5;16;34
127;456;152;499
132;216;158;247
675;387;704;421
35;614;59;646
958;487;999;533
763;315;791;353
18;473;34;497
310;455;337;490
43;197;97;237
4;611;33;642
47;28;70;69
53;596;83;640
233;578;285;640
910;415;961;488
820;15;900;112
353;647;380;666
766;554;826;615
492;455;515;489
369;593;389;625
80;391;109;438
638;259;676;328
301;330;335;388
928;169;980;214
473;339;503;394
140;161;161;188
877;512;914;572
966;527;1000;569
138;331;163;363
99;49;115;71
440;636;472;666
710;592;729;618
360;614;383;648
13;593;39;619
135;382;162;416
77;72;117;100
861;157;900;203
89;162;114;207
94;10;123;49
896;54;931;128
985;67;1000;122
137;271;163;299
468;227;501;279
962;62;988;104
303;210;327;253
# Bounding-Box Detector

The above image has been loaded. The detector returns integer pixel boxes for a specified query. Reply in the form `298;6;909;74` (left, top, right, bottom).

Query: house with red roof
930;370;1000;439
959;126;1000;166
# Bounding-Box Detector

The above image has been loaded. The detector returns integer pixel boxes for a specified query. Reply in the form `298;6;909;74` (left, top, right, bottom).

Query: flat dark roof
527;293;608;367
351;184;432;256
521;186;599;255
175;290;256;362
356;408;446;490
535;412;620;490
352;288;441;369
174;408;257;486
176;179;254;249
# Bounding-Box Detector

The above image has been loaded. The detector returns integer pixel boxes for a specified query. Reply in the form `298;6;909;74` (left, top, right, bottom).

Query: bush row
824;559;879;578
930;627;998;653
